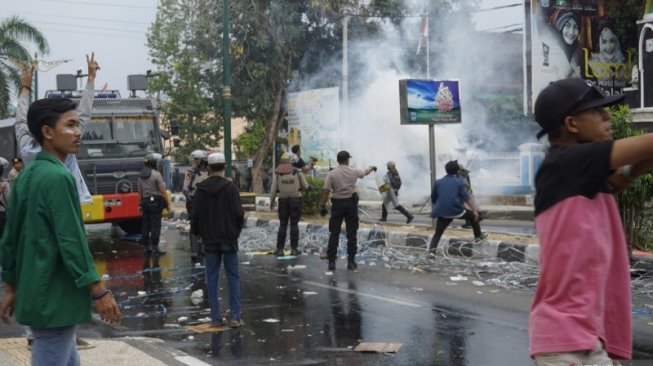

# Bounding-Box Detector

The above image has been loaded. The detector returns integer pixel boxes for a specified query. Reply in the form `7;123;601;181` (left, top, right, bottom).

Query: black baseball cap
534;78;625;139
336;150;352;162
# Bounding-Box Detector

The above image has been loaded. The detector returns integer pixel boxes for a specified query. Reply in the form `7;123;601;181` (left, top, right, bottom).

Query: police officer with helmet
270;152;309;256
138;153;169;268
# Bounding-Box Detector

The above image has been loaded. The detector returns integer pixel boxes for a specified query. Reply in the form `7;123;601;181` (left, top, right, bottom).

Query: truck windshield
78;116;159;159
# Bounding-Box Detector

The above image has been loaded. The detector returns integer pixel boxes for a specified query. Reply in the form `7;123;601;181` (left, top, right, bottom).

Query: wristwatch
92;288;113;300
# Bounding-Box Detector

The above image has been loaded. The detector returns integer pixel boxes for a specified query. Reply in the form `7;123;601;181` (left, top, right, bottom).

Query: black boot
396;205;414;224
143;247;152;270
328;259;336;271
347;256;357;270
380;204;387;222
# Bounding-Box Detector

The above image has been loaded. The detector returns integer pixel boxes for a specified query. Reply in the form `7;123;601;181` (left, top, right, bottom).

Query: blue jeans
205;251;241;323
31;325;79;366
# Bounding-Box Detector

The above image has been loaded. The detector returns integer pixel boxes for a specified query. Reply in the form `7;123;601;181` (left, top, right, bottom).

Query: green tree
147;0;222;162
148;0;466;193
610;105;653;251
0;16;49;117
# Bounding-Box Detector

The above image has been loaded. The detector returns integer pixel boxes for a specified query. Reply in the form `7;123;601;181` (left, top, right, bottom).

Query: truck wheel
118;219;141;235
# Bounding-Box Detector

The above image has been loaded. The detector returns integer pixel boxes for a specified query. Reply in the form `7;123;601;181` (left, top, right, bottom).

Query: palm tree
0;16;49;117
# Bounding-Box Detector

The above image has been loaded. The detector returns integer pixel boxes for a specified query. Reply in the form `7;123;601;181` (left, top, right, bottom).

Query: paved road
1;222;652;365
92;224;653;365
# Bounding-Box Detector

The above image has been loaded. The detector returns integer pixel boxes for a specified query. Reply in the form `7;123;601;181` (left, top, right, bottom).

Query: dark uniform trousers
141;195;164;251
276;197;302;250
327;195;359;260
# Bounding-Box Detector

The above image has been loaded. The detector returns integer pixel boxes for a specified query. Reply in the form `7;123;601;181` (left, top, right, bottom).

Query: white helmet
190;150;207;160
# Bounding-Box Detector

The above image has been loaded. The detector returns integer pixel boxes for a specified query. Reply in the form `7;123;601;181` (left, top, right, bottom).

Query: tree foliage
147;0;468;193
147;0;222;162
0;16;49;118
610;105;653;251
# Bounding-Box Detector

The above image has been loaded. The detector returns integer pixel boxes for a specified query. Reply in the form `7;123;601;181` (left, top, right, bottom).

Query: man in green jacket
0;97;121;365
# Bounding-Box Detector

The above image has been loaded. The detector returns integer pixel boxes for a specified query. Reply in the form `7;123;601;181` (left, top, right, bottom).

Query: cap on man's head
12;157;22;164
337;150;352;162
208;152;226;165
534;78;624;139
387;161;396;168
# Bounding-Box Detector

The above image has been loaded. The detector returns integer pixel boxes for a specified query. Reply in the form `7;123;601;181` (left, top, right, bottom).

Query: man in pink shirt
530;79;653;364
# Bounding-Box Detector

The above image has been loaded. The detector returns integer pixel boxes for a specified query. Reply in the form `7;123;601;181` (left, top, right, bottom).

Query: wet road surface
89;222;653;365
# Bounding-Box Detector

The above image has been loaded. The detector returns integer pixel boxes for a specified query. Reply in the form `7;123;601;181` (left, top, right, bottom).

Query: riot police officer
270;153;309;256
138;153;168;268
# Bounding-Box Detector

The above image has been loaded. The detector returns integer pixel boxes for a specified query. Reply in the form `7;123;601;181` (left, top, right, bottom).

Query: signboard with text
530;0;636;105
286;87;340;167
399;79;462;125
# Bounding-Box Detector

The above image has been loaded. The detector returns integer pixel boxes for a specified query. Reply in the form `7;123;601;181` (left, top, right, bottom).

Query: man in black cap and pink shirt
529;78;653;365
320;151;376;271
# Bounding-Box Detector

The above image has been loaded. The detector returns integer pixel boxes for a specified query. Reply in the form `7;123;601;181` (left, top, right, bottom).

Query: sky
1;0;523;98
1;0;159;97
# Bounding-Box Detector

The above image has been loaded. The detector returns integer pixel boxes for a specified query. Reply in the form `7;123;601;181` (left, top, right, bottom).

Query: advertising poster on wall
399;79;462;124
286;87;340;168
530;1;637;104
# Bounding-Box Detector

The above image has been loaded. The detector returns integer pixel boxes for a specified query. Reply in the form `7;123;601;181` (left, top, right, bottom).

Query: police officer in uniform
320;151;376;271
270;153;309;256
138;153;169;268
183;150;209;262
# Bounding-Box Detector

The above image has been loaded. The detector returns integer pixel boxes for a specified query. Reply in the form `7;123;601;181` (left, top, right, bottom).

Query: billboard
530;1;636;103
399;79;461;124
286;87;340;167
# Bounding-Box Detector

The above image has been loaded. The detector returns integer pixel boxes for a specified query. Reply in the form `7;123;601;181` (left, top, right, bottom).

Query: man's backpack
389;172;402;190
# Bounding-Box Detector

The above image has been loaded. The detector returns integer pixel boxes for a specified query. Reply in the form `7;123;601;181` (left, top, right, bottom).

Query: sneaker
379;217;387;222
290;248;301;256
406;215;414;224
328;260;336;271
347;260;358;270
273;248;285;257
427;251;437;260
474;233;488;243
76;337;95;350
228;319;245;328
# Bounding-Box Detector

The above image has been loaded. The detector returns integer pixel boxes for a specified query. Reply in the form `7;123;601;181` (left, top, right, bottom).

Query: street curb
165;204;653;270
243;216;540;263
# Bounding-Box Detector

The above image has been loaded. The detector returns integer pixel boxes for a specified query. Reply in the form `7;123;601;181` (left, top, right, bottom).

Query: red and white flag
416;16;429;55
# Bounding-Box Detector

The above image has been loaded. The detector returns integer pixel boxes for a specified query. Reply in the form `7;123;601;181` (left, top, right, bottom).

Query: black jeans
429;209;481;251
141;196;163;251
327;196;359;260
277;197;302;249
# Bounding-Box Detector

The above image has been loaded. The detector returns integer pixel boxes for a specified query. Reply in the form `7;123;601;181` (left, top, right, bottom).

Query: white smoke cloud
293;4;528;204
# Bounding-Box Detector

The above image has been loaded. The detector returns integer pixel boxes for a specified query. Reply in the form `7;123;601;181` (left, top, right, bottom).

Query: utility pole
341;15;349;151
222;0;233;178
32;53;73;99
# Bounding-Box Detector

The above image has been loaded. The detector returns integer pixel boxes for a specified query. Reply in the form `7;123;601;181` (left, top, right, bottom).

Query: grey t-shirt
139;170;165;198
324;165;365;199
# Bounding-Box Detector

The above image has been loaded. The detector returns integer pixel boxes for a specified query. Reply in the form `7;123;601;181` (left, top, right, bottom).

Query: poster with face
531;0;636;105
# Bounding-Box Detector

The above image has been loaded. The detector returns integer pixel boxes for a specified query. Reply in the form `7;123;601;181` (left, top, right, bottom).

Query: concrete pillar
519;143;546;189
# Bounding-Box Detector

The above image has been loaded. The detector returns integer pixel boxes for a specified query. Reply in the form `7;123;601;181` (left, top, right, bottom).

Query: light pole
222;0;233;178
